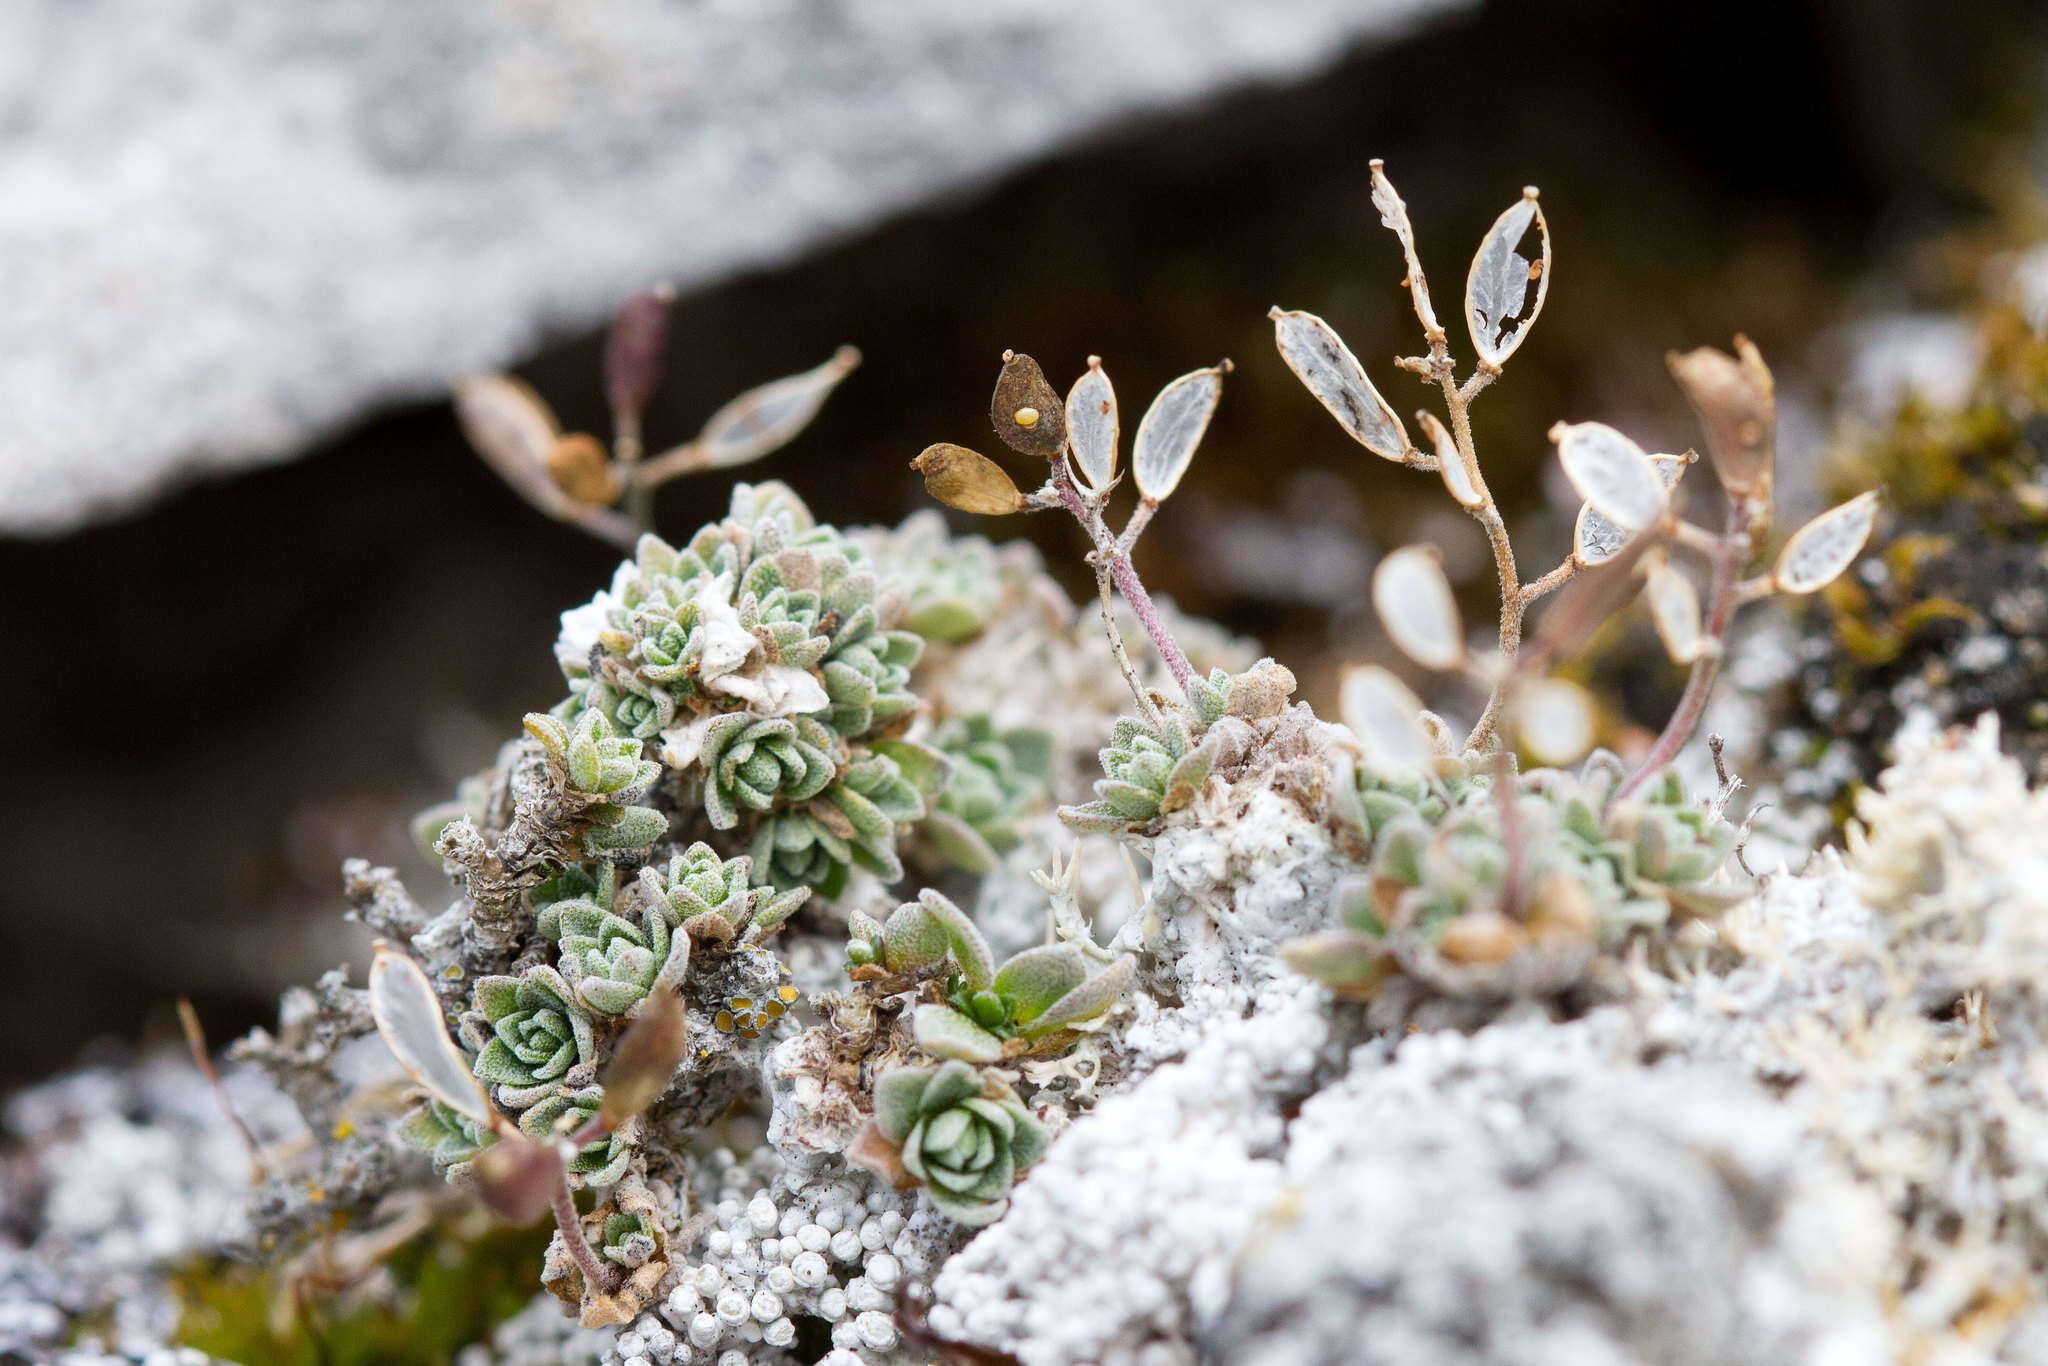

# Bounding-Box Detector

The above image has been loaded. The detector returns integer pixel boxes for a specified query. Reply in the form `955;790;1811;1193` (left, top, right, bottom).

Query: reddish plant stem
552;1173;620;1296
1616;501;1753;801
1051;464;1194;694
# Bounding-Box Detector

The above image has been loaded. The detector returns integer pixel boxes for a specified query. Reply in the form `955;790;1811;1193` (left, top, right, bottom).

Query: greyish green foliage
522;709;671;854
599;1211;660;1268
397;1096;496;1178
1285;751;1741;995
637;841;810;943
550;481;979;897
921;716;1055;872
869;1060;1052;1227
847;889;1131;1063
866;512;1008;643
537;865;687;1016
460;966;599;1111
520;1084;636;1188
1059;710;1224;832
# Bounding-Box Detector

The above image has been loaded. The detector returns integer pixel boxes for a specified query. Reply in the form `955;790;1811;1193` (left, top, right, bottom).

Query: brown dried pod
596;987;688;1130
911;444;1026;515
1667;336;1775;503
603;285;675;425
472;1134;565;1225
546;432;623;506
989;351;1067;458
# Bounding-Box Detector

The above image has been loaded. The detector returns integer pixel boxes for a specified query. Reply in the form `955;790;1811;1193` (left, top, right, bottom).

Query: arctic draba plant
550;480;959;897
368;944;691;1325
454;284;860;544
1266;160;1880;1000
1278;161;1879;791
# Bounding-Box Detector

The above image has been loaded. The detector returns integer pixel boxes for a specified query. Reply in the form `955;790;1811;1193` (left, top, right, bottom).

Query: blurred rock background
0;0;2040;1085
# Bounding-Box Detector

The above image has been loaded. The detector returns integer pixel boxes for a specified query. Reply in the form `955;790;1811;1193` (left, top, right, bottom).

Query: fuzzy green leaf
913;1003;1008;1063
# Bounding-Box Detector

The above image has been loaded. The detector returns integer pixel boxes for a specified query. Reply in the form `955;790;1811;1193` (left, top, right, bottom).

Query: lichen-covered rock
1209;1016;1891;1366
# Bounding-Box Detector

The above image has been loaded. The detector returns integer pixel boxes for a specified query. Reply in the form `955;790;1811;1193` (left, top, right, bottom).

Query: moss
174;1222;551;1366
1788;301;2048;784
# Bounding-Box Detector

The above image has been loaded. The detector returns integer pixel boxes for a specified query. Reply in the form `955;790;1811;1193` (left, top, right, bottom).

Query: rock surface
0;0;1464;534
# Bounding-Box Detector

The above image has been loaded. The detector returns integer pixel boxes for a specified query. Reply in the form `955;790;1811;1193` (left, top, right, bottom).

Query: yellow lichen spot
1014;406;1040;428
778;985;800;1003
306;1185;326;1203
440;964;464;980
730;997;754;1011
739;1028;760;1040
715;1010;734;1032
762;1001;785;1018
331;1120;356;1141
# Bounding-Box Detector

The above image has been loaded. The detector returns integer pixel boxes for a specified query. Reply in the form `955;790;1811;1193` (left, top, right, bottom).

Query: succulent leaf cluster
461;966;599;1110
536;870;687;1017
551;481;972;896
520;1084;636;1188
921;716;1055;872
858;1060;1051;1227
847;889;1131;1062
1059;710;1223;832
1289;753;1741;995
637;841;810;944
521;709;670;854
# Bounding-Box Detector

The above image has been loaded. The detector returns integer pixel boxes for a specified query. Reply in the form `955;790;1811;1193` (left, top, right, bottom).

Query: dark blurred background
2;0;2040;1085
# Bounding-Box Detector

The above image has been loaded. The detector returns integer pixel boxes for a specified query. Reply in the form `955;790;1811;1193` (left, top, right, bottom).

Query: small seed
1014;406;1040;428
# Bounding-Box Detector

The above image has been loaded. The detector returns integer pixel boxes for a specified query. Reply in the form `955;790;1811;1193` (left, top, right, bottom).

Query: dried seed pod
603;284;674;425
1417;410;1481;508
1339;664;1434;779
454;373;560;478
368;942;494;1126
597;987;689;1130
1667;337;1775;502
692;346;861;469
1774;490;1879;594
911;444;1026;515
1269;308;1409;462
1644;558;1704;663
1553;421;1669;533
547;432;622;505
990;351;1067;458
1517;679;1594;766
1465;188;1550;368
1530;531;1660;669
1065;359;1119;494
472;1134;565;1224
1133;362;1227;503
1573;452;1689;566
1373;545;1465;671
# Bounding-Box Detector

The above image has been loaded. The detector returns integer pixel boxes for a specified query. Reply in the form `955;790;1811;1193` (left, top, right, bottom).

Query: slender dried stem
552;1173;620;1297
1093;558;1167;730
630;441;707;488
177;998;269;1179
613;414;653;534
1616;500;1753;801
1117;498;1159;555
1050;463;1195;695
